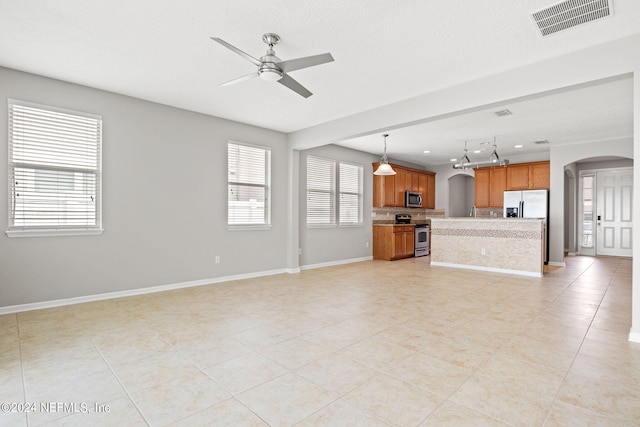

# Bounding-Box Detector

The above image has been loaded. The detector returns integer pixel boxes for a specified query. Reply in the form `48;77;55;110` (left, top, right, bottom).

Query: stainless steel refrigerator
503;189;549;263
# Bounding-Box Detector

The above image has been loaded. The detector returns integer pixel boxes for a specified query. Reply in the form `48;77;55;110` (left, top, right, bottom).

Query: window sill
227;224;272;231
339;223;365;228
5;228;104;238
306;224;338;229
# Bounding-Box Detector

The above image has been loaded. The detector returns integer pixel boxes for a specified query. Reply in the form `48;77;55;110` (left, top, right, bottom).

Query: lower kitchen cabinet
373;225;415;260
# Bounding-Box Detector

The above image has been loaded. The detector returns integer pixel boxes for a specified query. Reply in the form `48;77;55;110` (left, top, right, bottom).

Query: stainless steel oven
414;224;429;257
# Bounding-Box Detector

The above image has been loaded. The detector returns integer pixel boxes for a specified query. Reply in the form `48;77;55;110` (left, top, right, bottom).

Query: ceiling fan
210;33;334;98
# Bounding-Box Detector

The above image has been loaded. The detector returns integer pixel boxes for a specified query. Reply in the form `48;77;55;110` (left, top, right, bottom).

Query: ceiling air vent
532;0;612;36
494;109;513;117
534;140;550;145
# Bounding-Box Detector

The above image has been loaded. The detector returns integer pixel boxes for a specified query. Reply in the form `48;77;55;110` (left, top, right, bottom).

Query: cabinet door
474;168;490;208
418;173;428;208
506;164;530;190
489;167;507;207
394;168;407;207
425;173;436;209
529;162;550;189
383;175;396;207
393;229;404;258
372;166;385;207
404;231;415;256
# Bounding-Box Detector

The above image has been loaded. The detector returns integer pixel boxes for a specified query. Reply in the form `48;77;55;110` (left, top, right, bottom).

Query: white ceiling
1;1;638;166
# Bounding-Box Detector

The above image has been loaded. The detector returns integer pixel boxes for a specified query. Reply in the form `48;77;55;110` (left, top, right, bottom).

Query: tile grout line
539;257;620;426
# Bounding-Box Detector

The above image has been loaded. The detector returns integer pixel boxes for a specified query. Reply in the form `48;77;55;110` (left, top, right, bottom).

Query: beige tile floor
1;255;639;426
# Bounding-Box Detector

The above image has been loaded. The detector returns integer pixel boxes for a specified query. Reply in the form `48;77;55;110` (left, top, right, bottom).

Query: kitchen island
430;218;545;277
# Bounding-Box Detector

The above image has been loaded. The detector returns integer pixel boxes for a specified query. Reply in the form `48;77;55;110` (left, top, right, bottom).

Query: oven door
414;226;429;257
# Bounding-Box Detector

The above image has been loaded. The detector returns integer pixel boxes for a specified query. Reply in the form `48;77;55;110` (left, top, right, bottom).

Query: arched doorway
448;174;475;217
566;156;633;257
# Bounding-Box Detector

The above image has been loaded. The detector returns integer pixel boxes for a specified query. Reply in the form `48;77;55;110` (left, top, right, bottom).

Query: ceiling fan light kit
210;33;334;98
374;134;396;176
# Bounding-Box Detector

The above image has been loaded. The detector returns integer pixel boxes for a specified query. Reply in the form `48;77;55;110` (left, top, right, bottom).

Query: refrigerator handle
520;200;524;218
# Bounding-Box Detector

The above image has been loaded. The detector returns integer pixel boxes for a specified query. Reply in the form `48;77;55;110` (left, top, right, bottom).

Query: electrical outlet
215;255;220;264
298;248;302;255
365;242;369;248
481;248;486;256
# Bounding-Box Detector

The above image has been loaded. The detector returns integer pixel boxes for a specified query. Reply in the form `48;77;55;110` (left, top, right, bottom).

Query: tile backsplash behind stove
372;207;444;224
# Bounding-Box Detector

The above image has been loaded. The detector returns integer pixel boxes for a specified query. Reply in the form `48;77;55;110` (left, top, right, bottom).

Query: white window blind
8;99;102;233
227;141;271;226
339;162;363;225
307;156;336;226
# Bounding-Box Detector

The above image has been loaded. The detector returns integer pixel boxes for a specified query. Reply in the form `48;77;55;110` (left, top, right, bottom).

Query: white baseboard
548;261;566;267
0;268;291;315
300;256;373;271
629;330;640;343
430;261;543;278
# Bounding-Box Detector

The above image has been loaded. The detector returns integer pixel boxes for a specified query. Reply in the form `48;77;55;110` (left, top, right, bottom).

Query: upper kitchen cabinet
474;168;490;208
506;161;550;190
473;166;507;208
424;173;435;209
372;163;435;208
474;161;550;208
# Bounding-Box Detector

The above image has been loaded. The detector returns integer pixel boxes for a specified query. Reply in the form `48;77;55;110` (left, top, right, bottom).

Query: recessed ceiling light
423;150;430;154
514;144;523;148
473;150;482;154
450;158;457;162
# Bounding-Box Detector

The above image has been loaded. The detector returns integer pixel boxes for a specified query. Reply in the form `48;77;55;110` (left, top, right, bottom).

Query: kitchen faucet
470;206;477;217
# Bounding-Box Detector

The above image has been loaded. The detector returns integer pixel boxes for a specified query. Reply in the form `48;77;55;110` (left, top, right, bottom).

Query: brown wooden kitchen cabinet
474;168;490;208
473;166;506;208
506;161;550;190
372;162;435;208
489;167;507;207
373;225;415;260
475;161;549;207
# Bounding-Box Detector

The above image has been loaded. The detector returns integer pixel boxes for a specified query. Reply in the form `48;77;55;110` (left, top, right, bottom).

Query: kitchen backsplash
372;207;445;224
372;206;503;223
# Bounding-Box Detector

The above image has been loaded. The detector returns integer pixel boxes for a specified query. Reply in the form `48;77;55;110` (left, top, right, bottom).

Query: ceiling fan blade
277;53;334;73
220;72;258;86
210;37;262;67
278;73;313;98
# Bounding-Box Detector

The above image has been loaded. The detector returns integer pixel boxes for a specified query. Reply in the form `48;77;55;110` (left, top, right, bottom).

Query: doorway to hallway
579;167;633;257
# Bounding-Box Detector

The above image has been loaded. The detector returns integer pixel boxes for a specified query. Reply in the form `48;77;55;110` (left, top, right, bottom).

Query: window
306;156;336;226
7;99;102;236
306;156;364;227
227;141;271;227
581;175;594;248
339;162;363;225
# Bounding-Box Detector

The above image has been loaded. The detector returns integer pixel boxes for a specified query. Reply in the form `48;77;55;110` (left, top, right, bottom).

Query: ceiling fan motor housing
258;53;283;81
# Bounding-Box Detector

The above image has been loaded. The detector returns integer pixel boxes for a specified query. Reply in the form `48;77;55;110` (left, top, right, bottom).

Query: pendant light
489;139;501;164
373;134;396;176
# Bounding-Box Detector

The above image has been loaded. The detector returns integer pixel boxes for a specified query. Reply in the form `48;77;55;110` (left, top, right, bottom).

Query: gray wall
0;67;289;307
447;174;474;217
298;144;380;266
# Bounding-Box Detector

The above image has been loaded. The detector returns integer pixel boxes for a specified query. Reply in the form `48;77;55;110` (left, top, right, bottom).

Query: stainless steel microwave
405;191;422;208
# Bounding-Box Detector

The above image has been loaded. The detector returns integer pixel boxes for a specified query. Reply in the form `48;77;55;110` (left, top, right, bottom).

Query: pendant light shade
374;134;396;176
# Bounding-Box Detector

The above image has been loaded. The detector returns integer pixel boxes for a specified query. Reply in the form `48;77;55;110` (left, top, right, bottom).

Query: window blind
306;156;336;225
227;141;271;225
339;162;363;225
8;100;102;231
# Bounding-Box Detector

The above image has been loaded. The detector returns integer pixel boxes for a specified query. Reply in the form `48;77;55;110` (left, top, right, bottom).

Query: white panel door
596;168;633;257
